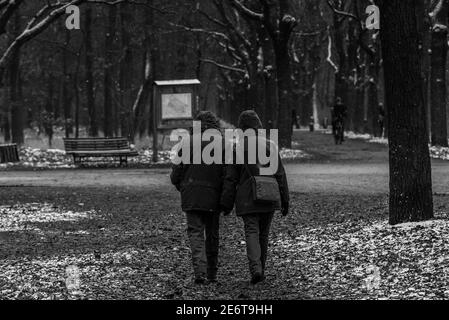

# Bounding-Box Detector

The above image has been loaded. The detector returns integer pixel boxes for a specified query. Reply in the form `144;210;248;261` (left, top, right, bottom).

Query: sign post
152;79;201;163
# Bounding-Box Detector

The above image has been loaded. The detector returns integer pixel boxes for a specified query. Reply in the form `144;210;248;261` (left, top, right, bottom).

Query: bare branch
228;0;263;21
0;0;86;79
213;1;252;53
326;0;376;57
429;0;444;19
326;32;338;72
169;22;232;42
201;58;246;74
197;8;227;29
87;0;170;14
0;0;24;35
326;0;361;23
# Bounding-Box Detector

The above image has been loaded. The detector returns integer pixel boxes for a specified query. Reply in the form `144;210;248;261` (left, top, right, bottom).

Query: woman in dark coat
221;110;290;284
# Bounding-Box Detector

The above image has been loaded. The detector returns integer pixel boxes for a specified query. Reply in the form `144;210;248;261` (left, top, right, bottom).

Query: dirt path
1;131;449;195
293;129;389;162
2;132;449;300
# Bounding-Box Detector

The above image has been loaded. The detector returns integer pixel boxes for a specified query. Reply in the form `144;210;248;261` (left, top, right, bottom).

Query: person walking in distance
377;103;386;138
331;97;348;141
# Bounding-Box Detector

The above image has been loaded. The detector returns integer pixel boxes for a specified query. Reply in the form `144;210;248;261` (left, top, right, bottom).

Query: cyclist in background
331;97;348;142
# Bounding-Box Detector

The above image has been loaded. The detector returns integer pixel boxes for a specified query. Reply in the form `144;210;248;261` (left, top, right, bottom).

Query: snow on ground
0;144;310;170
325;130;449;161
280;148;311;161
274;217;449;299
334;131;389;145
429;146;449;161
0;203;97;233
0;147;174;170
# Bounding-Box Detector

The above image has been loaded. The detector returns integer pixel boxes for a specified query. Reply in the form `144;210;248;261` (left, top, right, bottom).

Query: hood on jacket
195;111;221;132
238;110;263;131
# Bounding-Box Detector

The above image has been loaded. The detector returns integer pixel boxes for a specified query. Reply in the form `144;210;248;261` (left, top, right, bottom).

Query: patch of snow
390;219;449;230
369;137;388;145
324;130;388;145
280;148;310;160
0;203;97;232
430;145;449;161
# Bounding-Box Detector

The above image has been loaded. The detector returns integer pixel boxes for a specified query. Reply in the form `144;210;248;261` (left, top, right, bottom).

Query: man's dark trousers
186;211;220;279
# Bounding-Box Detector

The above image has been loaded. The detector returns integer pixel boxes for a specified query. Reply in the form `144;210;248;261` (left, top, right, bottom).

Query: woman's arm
170;164;185;191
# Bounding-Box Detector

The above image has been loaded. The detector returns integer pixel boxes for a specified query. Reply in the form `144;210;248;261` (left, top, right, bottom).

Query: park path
2;131;449;300
1;131;449;195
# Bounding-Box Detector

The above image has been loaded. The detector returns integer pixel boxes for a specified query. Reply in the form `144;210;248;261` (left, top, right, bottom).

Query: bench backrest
63;138;131;152
0;143;20;163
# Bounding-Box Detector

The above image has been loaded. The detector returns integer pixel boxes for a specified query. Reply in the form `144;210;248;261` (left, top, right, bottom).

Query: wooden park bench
0;143;20;163
63;138;138;166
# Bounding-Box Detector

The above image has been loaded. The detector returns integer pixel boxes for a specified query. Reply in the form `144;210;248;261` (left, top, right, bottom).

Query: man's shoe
250;272;264;285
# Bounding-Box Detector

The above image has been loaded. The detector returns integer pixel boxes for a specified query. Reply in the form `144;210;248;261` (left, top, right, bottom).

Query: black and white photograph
0;0;448;310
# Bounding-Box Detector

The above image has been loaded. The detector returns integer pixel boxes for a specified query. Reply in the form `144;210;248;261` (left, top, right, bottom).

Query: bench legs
71;155;129;166
119;156;128;166
73;155;81;165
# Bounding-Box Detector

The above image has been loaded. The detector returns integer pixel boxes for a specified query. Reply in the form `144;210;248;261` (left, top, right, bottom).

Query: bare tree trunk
62;29;72;138
3;109;11;142
430;0;449;146
10;12;23;145
367;48;381;136
74;81;80;138
130;51;152;142
148;46;157;137
379;0;434;225
74;46;82;139
273;25;294;148
103;5;117;138
84;6;98;137
119;3;133;139
45;75;54;147
423;0;433;142
333;12;348;110
131;4;155;141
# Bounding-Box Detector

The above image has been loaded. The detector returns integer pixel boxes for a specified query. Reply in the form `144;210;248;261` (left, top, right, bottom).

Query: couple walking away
170;110;290;285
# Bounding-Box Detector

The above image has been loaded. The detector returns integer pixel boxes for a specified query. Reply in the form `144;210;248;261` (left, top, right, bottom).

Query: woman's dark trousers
242;213;274;277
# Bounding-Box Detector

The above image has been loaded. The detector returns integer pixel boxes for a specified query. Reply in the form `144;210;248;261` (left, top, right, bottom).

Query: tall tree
103;5;117;138
225;0;297;147
119;3;134;138
429;0;449;146
10;11;23;144
61;29;73;138
326;0;382;135
84;6;98;137
378;0;434;224
131;3;155;140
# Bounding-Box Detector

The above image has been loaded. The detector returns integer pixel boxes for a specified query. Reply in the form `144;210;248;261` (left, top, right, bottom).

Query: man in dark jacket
170;111;229;284
220;110;290;285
